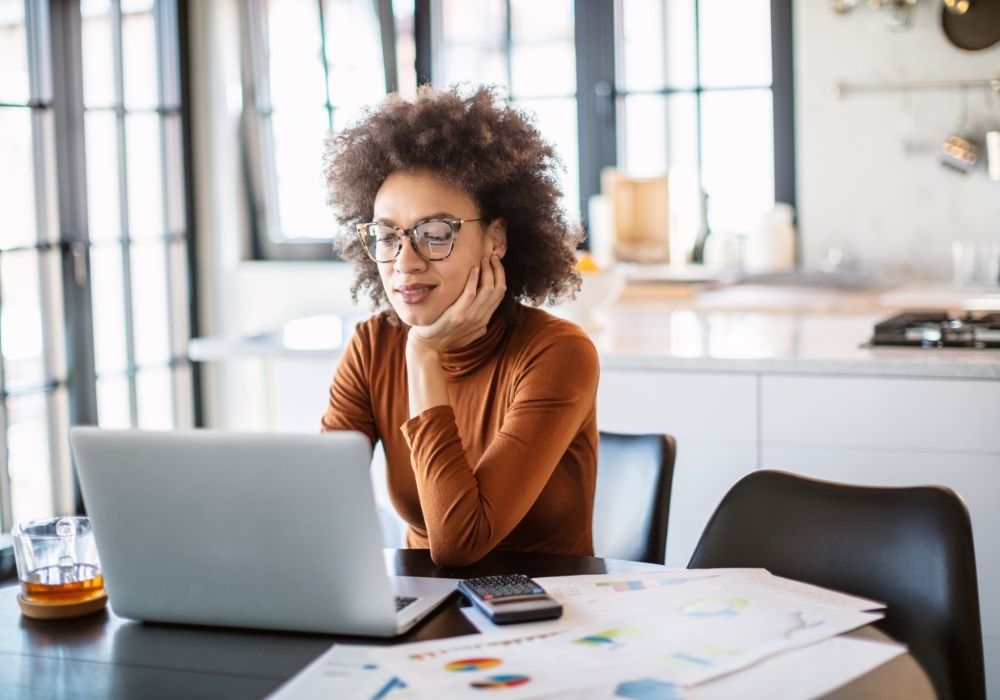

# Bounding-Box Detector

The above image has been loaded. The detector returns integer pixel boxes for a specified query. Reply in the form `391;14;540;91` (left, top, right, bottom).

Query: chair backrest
687;469;985;700
592;432;676;565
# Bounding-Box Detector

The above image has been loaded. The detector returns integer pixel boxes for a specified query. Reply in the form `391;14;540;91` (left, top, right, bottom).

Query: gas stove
870;311;1000;349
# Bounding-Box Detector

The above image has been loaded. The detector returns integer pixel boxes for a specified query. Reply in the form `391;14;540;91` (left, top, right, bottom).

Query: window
433;0;580;221
241;0;416;259
242;0;793;262
0;0;196;534
616;0;782;255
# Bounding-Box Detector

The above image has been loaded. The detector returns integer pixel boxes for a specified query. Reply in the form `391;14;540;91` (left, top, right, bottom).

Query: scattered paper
266;569;899;700
265;644;416;700
371;572;882;697
544;635;905;700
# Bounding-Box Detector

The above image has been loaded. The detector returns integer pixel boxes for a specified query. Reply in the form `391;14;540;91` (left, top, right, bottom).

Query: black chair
687;469;985;700
592;432;676;565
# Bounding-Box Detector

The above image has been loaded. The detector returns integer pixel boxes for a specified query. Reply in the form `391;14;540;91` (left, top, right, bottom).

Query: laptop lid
69;427;451;636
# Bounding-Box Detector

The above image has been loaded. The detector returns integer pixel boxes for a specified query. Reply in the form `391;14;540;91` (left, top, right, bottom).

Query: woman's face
372;169;506;327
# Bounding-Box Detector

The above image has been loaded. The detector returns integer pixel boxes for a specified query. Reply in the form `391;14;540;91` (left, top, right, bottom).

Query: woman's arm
321;325;378;445
402;323;599;566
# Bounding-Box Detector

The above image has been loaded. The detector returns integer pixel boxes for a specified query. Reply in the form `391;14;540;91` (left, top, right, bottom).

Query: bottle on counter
743;203;796;274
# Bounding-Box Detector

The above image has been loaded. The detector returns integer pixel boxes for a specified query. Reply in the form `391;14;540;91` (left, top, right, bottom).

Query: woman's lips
395;284;436;304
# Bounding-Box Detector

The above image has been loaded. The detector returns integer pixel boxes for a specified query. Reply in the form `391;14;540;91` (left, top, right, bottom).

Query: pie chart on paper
444;657;503;672
469;674;532;689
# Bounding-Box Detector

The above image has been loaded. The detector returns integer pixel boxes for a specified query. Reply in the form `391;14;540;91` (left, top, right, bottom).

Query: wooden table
0;549;935;699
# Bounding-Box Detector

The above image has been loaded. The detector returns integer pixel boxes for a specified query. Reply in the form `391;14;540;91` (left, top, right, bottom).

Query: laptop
69;427;456;636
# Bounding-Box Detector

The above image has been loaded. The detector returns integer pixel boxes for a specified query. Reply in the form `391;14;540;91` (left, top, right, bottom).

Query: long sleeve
321;324;378;445
400;328;599;566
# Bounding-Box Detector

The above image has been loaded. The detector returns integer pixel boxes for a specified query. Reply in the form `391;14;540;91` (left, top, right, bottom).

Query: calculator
457;574;563;624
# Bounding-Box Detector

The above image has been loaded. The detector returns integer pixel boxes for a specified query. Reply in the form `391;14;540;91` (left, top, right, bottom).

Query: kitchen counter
589;304;1000;379
189;284;1000;380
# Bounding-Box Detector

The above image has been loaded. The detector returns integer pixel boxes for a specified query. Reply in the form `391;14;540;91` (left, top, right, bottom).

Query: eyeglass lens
364;220;457;262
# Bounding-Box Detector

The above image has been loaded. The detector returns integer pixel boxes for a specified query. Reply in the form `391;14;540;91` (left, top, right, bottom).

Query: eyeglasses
355;217;484;263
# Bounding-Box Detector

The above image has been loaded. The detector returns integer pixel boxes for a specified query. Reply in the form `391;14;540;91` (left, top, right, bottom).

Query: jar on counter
743;203;796;274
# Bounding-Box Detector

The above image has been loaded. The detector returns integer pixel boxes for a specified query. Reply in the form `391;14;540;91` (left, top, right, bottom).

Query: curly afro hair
323;85;581;321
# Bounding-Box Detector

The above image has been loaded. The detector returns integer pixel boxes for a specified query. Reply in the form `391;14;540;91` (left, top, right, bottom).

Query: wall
191;2;1000;431
189;0;359;430
795;1;1000;280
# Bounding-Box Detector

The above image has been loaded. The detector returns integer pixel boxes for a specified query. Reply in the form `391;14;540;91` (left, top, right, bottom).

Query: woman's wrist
405;333;450;416
405;332;443;363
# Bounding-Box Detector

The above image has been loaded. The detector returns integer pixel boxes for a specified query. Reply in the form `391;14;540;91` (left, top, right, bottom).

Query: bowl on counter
549;266;626;331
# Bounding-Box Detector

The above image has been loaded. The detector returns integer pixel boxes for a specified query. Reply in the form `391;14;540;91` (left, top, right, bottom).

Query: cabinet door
762;446;1000;639
598;370;758;566
761;375;1000;452
666;444;756;567
599;370;757;443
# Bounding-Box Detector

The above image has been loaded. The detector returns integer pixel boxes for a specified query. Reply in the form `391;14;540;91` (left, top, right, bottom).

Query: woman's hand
407;254;506;356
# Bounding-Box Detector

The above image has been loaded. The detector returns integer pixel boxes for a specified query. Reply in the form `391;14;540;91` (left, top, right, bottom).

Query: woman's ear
488;219;508;259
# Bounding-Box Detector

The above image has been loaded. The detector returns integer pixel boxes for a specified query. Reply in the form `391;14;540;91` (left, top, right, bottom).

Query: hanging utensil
939;86;979;173
887;0;918;31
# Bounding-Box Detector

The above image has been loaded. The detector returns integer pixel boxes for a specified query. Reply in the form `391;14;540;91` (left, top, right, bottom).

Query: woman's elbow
429;542;490;567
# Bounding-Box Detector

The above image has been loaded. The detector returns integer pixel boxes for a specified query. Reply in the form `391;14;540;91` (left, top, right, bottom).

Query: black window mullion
771;0;796;255
177;0;204;427
0;248;10;529
49;0;98;517
504;0;512;96
693;0;705;220
109;1;139;427
316;0;334;131
0;406;9;532
376;0;398;93
155;0;185;426
414;0;432;85
29;0;73;521
575;0;617;235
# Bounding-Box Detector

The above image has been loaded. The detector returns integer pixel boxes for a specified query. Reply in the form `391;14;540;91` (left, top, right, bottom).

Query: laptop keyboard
395;595;417;612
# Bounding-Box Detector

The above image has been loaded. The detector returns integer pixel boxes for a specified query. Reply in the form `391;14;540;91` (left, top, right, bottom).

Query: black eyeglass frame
355;217;485;263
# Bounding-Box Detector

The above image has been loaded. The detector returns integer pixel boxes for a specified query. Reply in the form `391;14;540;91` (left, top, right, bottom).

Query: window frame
243;0;795;259
0;0;201;537
239;0;402;261
581;0;796;235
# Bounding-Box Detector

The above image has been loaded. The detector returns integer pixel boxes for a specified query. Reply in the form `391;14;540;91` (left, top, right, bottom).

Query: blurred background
0;0;998;532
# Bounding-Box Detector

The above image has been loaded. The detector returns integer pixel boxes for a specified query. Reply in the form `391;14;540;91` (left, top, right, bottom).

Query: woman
321;86;598;567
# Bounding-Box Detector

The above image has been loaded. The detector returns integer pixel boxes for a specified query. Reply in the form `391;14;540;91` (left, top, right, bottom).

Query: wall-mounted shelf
830;76;1000;97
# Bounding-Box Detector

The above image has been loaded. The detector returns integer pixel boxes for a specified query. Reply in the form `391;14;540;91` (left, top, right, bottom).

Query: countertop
188;282;1000;380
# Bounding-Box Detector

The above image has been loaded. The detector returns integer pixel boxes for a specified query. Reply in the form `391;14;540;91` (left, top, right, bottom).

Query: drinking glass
13;516;105;606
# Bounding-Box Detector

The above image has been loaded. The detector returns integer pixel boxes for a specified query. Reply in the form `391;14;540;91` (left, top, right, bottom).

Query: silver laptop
69;427;456;636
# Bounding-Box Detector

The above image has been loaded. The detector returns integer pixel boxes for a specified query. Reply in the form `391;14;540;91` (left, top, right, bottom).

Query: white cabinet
760;375;1000;453
598;369;758;566
760;374;1000;700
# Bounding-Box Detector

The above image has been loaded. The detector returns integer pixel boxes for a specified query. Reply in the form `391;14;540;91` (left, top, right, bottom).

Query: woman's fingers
478;255;495;291
462;264;480;303
467;255;503;318
491;253;506;294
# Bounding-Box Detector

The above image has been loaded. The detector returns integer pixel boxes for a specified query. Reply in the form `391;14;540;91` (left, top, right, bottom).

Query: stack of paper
267;569;905;700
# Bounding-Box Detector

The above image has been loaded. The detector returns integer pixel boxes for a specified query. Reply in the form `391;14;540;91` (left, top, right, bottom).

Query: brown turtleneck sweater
321;306;599;566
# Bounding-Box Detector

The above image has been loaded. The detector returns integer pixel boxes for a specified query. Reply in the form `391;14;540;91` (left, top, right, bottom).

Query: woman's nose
394;236;427;273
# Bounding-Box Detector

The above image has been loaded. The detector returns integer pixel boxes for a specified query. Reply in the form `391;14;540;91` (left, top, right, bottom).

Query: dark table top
0;549;934;699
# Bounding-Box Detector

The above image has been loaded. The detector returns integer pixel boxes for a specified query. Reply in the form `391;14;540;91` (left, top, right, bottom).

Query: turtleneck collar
439;311;513;379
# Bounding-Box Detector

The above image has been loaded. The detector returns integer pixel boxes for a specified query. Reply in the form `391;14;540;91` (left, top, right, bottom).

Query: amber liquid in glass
22;564;105;604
